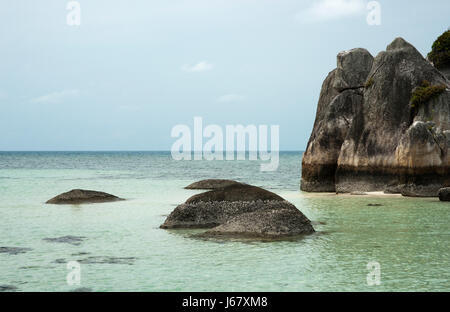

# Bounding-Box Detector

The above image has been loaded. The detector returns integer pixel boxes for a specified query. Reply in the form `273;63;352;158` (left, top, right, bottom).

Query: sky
0;0;449;151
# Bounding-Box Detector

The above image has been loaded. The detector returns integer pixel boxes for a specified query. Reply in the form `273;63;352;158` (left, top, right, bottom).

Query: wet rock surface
438;187;450;201
200;207;315;239
161;183;315;239
185;179;244;190
161;184;285;229
46;189;124;204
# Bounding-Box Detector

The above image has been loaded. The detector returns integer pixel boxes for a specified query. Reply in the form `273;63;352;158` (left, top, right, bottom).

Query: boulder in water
46;189;124;205
161;183;315;238
438;188;450;201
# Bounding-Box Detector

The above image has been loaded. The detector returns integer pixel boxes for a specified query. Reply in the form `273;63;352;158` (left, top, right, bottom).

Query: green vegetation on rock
427;30;450;69
410;80;446;108
364;77;374;88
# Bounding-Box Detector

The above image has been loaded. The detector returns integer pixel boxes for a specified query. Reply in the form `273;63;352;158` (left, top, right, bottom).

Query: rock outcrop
301;37;450;197
301;48;373;192
185;179;244;190
46;189;124;204
439;187;450;201
161;183;315;238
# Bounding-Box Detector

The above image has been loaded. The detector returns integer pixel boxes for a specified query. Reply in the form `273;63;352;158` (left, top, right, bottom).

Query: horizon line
0;150;305;153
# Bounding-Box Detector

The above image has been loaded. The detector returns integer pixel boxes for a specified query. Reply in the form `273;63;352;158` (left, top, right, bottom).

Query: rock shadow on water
191;231;321;244
0;285;18;292
53;256;136;265
43;236;86;246
70;287;93;292
0;247;32;255
71;252;90;256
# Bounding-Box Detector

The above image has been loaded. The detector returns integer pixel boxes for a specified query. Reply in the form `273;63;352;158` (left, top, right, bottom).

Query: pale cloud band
296;0;366;23
30;89;80;104
217;94;245;103
181;61;214;72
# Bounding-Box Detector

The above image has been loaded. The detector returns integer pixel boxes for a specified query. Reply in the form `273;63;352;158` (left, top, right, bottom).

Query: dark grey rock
333;48;374;92
161;200;296;229
185;179;244;190
301;49;373;192
401;183;441;197
185;183;284;204
301;37;450;196
161;183;315;238
161;184;285;229
438;187;450;201
200;207;315;239
46;189;124;204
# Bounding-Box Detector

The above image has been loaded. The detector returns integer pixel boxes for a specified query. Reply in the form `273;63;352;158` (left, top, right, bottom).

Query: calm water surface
0;152;448;291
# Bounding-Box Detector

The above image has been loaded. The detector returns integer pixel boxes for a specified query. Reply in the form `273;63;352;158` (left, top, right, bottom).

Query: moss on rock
410;80;446;108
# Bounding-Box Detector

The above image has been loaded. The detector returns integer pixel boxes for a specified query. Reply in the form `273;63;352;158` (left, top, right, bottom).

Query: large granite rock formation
301;37;450;197
161;183;315;238
46;189;124;204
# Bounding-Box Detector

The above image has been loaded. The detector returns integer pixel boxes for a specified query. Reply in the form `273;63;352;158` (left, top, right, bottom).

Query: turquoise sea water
0;151;448;292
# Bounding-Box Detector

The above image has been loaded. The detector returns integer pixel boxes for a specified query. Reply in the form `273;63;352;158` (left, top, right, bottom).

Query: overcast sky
0;0;449;151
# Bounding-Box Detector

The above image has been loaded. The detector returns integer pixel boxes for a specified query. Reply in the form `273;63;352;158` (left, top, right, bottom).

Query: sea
0;151;448;291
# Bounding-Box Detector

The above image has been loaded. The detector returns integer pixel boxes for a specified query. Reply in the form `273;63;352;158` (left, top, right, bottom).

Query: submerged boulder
161;183;314;238
185;179;243;190
438;188;450;201
301;36;450;197
46;189;124;205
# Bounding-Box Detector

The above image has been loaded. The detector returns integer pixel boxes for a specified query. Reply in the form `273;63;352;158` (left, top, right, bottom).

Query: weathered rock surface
301;37;450;197
185;184;284;204
301;48;373;192
200;207;315;239
46;189;124;204
438;187;450;201
185;179;243;190
161;183;315;238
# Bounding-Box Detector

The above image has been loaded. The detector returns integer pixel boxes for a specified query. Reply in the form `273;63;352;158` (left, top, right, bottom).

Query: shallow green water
0;152;448;291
